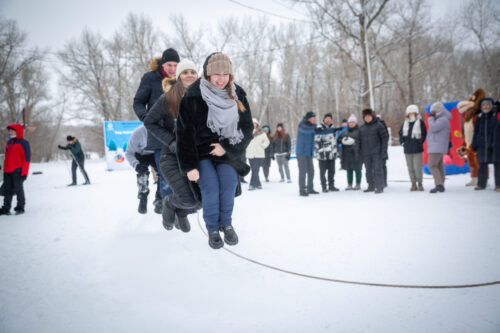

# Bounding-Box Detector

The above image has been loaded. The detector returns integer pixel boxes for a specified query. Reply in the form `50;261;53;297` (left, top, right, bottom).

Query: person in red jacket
1;124;31;215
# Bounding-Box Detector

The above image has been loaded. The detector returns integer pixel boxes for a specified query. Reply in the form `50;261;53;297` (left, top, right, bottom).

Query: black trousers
478;162;500;188
364;154;384;190
2;172;25;210
263;157;271;179
319;159;336;189
135;153;161;202
297;155;315;193
249;158;264;187
71;157;90;184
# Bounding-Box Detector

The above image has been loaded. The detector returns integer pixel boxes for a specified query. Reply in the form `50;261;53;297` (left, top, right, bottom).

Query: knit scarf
200;78;243;145
402;116;422;139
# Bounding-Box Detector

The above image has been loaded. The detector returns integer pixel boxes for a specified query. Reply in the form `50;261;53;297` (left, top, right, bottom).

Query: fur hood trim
149;56;162;71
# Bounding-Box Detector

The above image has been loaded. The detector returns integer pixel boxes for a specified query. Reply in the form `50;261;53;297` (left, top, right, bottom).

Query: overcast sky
2;0;463;52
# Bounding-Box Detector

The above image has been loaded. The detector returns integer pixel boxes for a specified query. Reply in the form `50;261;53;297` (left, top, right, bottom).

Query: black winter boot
0;207;11;216
138;197;147;214
176;210;191;233
329;186;339;192
14;207;24;215
208;231;224;249
162;196;175;230
220;225;239;246
153;198;162;214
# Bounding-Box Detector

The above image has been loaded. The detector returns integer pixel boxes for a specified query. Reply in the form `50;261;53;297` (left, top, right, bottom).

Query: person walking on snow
399;105;427;191
58;135;90;186
272;123;292;183
125;125;162;214
176;53;253;249
0;124;30;215
296;111;319;196
359;108;389;194
427;102;452;193
338;114;363;190
246;118;270;190
144;58;201;232
315;113;340;192
133;48;180;206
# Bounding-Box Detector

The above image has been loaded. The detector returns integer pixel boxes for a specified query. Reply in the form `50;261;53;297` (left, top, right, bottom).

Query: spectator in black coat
399;105;427;191
471;98;498;190
144;59;200;232
58;135;90;186
377;114;390;187
493;101;500;193
338;114;362;190
133;48;179;203
359;108;389;193
272;123;292;183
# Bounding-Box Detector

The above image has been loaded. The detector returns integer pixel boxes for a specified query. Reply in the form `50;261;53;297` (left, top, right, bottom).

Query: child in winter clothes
338;114;363;190
246;119;270;190
58;136;90;186
399;105;427;191
176;53;253;249
471;98;499;191
0;124;31;215
272;123;292;183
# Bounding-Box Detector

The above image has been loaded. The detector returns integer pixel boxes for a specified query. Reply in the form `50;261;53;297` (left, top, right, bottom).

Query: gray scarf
200;78;243;145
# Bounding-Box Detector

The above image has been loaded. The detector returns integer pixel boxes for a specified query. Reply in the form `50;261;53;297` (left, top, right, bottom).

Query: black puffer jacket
176;79;254;177
398;119;427;154
471;101;497;163
133;57;171;150
272;133;291;155
493;110;500;163
143;93;176;148
338;125;362;170
359;117;389;159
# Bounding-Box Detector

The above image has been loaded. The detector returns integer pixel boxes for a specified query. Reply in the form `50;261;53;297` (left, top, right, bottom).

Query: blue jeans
198;159;238;232
154;149;172;198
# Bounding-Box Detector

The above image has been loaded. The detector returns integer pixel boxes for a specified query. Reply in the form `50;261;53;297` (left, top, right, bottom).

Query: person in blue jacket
296;111;319;196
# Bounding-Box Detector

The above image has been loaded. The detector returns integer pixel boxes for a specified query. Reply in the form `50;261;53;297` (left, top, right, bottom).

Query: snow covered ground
1;147;499;333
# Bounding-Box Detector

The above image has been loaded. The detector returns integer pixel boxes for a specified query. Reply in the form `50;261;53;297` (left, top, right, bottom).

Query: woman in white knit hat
338;114;363;190
144;58;200;233
398;105;427;191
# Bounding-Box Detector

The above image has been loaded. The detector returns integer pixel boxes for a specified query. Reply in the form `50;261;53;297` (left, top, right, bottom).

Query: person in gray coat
125;125;161;214
427;102;452;193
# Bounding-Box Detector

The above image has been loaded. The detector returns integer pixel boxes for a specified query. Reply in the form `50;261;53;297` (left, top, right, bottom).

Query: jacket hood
6;123;24;139
149;56;162;71
478;97;497;114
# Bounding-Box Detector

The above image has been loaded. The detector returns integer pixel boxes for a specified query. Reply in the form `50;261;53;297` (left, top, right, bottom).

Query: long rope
196;213;500;289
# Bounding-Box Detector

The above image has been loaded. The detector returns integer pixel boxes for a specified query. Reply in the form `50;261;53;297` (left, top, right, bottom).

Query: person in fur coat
457;88;486;186
133;48;180;209
176;53;254;250
246;118;270;190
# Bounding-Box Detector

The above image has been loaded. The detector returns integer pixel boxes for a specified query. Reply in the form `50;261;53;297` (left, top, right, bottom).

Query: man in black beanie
133;47;179;213
359;108;389;193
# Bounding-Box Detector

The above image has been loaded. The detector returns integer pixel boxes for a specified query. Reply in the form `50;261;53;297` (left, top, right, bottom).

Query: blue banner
103;121;142;170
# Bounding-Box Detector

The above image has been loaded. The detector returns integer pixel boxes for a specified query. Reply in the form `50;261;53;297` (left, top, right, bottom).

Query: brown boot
417;182;424;191
410;182;417;191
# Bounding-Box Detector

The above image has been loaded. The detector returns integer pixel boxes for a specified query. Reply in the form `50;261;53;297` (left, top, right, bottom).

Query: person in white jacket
246;118;270;190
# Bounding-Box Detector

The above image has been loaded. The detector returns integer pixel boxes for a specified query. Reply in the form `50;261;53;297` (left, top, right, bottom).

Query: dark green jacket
59;141;84;160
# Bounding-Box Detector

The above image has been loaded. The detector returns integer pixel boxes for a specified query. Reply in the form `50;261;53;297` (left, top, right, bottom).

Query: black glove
21;175;27;181
271;155;275;160
57;145;63;149
168;140;177;153
286;153;290;160
135;164;149;174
